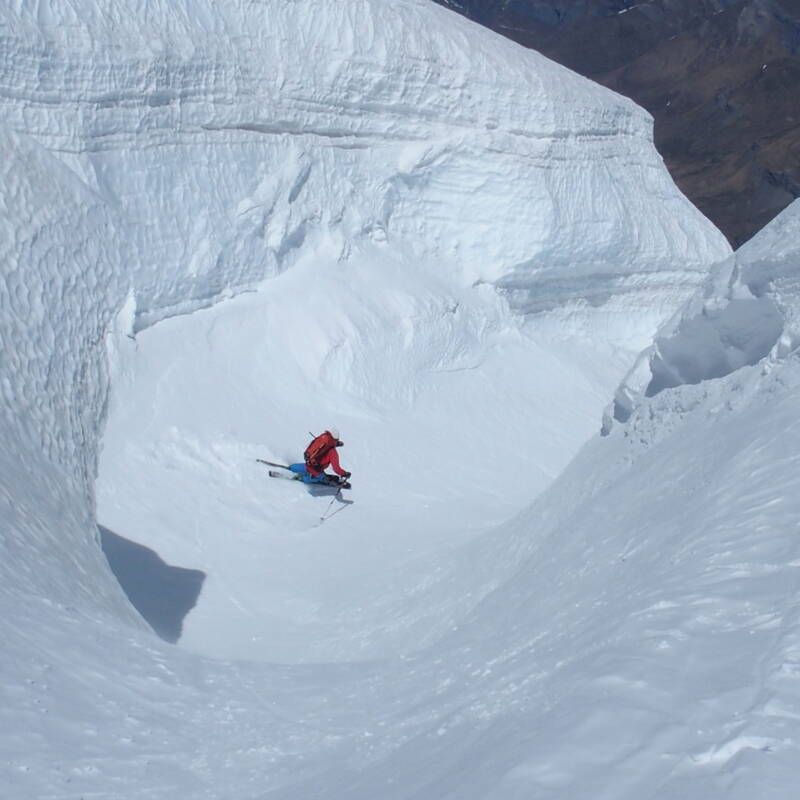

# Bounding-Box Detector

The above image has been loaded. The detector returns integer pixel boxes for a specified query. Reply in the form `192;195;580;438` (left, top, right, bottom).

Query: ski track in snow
8;1;800;798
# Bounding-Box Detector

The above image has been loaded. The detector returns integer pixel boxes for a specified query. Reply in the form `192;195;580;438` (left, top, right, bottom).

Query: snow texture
15;0;800;798
608;199;800;427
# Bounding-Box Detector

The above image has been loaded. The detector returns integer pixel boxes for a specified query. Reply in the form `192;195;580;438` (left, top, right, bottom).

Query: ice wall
0;130;135;611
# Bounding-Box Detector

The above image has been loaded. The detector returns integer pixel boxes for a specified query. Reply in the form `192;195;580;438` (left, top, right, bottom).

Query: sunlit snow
4;1;799;798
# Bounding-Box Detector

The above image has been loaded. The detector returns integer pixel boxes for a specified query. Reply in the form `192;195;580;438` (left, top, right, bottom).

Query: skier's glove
342;470;351;479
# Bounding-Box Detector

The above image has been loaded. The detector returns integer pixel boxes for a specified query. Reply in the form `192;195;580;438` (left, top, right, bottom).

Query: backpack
304;431;337;470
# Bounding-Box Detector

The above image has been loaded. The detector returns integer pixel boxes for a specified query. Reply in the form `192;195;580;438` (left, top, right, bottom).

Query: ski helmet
328;428;340;441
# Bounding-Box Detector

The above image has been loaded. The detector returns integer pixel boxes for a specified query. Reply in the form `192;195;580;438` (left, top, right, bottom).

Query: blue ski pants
288;463;330;484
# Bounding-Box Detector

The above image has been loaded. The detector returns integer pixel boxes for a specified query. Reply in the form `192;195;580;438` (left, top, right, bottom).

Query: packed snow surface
12;1;800;798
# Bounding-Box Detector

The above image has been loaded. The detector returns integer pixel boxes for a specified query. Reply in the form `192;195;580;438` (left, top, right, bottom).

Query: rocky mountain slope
437;0;800;246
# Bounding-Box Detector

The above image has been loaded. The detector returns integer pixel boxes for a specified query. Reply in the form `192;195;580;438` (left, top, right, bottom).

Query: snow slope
84;0;725;668
0;0;771;797
460;198;800;798
98;199;800;797
96;241;637;665
258;198;800;798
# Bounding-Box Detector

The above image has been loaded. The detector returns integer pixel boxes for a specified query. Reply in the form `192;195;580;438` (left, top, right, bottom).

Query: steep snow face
3;0;728;328
436;198;800;798
609;199;800;425
0;0;738;797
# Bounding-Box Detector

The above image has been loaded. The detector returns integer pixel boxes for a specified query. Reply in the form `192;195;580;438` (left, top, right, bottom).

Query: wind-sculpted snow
390;360;800;800
2;0;728;328
609;199;800;426
470;202;800;796
0;0;745;797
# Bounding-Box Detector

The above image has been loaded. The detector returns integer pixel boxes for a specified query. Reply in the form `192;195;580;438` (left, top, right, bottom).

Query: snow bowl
1;0;739;796
96;242;641;663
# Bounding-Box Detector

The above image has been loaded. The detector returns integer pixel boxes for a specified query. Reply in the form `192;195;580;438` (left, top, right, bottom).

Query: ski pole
322;501;352;522
320;492;339;522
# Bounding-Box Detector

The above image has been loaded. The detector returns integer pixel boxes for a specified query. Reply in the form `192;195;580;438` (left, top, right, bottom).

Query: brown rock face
436;0;800;246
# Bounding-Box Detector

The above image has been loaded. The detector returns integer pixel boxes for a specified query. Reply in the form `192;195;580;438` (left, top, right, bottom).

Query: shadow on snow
99;525;205;644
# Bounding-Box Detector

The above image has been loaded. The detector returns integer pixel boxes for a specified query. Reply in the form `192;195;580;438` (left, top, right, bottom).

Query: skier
288;429;351;487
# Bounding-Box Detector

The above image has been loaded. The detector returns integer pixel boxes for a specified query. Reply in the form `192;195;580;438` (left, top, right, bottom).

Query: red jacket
305;432;347;477
310;446;346;477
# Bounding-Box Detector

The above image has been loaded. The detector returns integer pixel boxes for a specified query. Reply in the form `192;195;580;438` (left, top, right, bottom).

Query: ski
257;458;291;470
268;469;300;481
267;469;351;491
